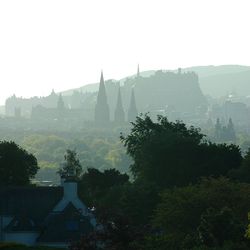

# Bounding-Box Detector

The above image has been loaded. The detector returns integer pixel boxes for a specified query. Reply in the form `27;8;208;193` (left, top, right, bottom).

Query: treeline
3;115;250;249
0;128;131;183
71;115;250;249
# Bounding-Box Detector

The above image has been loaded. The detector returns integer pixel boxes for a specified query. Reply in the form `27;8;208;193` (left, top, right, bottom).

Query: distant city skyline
1;0;250;105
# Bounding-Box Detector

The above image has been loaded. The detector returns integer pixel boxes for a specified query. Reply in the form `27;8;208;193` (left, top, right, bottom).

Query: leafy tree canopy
78;168;129;207
153;177;250;249
121;114;242;188
58;149;82;179
80;168;129;191
0;141;39;186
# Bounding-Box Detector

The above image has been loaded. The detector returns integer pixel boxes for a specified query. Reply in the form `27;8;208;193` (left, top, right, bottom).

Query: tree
0;141;39;186
78;168;129;207
80;168;129;190
229;148;250;183
153;178;250;249
69;209;147;250
117;180;160;226
198;207;244;247
58;149;82;179
121;114;242;188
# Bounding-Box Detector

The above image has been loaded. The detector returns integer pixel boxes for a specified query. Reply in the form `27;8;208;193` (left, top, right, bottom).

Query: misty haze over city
1;0;250;104
1;1;250;250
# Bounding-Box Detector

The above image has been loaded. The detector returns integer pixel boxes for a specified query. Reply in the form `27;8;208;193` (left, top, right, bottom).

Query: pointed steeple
137;64;140;77
95;71;110;123
114;84;125;123
100;70;104;83
127;88;138;122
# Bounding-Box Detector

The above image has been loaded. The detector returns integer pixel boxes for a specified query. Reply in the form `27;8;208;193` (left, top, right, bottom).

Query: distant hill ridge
61;65;250;98
5;65;250;117
6;69;207;117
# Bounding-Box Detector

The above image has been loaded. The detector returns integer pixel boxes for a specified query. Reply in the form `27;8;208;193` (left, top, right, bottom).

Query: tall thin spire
100;70;104;83
137;64;140;77
127;88;138;122
114;84;125;123
95;71;110;123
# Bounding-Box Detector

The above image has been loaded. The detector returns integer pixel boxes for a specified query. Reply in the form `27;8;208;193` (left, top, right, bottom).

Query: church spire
114;84;125;123
95;71;110;123
127;88;138;122
100;70;104;84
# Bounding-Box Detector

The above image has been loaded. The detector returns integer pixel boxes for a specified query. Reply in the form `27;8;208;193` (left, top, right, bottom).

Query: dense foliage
153;177;250;249
0;141;39;186
3;115;250;249
69;115;250;249
121;115;242;188
0;128;131;184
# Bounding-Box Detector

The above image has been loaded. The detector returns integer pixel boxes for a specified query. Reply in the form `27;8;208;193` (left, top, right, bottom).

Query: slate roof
0;186;63;229
0;186;95;244
38;202;94;243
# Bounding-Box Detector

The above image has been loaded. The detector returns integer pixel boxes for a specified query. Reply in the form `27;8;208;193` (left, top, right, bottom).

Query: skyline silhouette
1;1;250;104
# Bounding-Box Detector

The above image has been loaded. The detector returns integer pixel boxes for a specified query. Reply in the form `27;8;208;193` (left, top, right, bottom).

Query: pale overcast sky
0;0;250;104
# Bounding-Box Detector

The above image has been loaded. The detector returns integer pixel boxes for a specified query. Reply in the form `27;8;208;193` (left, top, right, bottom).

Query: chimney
54;178;87;213
53;177;97;227
63;179;78;199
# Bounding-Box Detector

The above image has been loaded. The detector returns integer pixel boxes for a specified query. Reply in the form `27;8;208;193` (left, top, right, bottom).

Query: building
127;88;138;122
0;178;97;248
114;85;125;124
94;71;110;123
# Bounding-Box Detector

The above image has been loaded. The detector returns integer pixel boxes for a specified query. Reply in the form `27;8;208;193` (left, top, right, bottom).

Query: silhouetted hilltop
199;70;250;97
61;70;156;96
5;69;207;119
61;65;250;98
184;65;250;78
6;65;250;118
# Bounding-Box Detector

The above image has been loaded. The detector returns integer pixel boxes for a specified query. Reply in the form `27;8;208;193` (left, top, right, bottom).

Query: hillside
61;65;250;98
199;70;250;97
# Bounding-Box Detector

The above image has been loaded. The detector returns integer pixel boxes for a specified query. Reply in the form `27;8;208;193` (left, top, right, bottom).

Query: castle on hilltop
4;66;207;128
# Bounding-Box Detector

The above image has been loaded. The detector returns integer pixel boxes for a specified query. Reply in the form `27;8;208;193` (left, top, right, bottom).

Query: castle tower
94;71;110;123
127;88;138;122
114;84;125;123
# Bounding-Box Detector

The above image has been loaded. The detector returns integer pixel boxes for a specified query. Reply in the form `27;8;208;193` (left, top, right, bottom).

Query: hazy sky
0;0;250;105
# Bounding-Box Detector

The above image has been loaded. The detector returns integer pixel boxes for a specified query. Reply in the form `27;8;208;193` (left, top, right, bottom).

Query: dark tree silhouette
0;141;39;186
121;114;242;188
80;168;129;190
